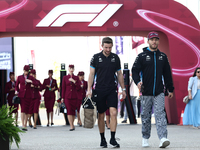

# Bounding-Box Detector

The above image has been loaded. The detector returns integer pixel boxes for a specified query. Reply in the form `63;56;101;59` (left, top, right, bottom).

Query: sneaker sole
100;145;107;148
109;144;120;148
142;145;149;147
159;140;170;148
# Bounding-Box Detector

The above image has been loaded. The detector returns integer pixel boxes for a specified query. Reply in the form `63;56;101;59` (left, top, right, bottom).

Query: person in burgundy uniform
5;72;19;126
28;69;42;129
15;65;37;131
42;70;58;127
61;65;81;131
76;71;88;127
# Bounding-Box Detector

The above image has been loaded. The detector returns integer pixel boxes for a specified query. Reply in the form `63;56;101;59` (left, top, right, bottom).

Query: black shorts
92;89;118;113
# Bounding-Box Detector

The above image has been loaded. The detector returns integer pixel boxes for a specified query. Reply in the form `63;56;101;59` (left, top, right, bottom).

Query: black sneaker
100;139;107;148
121;120;127;123
110;139;120;148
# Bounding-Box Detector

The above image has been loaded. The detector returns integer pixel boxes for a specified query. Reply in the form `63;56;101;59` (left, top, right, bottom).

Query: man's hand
46;85;50;88
31;84;34;87
86;90;92;99
168;92;173;99
137;82;143;90
122;90;126;99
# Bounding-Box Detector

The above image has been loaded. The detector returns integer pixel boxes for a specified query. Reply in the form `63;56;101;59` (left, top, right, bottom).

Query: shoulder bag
12;96;20;104
80;97;97;129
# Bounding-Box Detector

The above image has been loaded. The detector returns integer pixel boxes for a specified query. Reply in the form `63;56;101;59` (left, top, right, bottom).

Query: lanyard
12;81;15;88
50;79;52;86
24;75;27;84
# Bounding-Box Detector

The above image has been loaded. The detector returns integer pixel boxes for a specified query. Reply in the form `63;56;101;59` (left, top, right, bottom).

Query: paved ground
10;108;200;150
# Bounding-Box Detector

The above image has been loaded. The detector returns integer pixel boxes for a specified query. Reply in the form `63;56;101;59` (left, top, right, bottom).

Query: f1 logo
36;4;122;27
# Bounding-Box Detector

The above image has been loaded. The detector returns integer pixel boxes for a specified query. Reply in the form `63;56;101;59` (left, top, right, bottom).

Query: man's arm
163;56;174;99
86;67;95;98
117;70;126;99
132;55;143;90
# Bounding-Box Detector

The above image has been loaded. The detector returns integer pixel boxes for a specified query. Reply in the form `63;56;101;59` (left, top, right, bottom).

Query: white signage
36;4;123;27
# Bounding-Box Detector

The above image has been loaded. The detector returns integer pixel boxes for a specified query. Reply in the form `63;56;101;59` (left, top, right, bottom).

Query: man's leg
141;95;153;147
141;96;153;139
109;107;117;132
98;112;105;133
153;93;169;148
98;112;107;148
109;107;120;148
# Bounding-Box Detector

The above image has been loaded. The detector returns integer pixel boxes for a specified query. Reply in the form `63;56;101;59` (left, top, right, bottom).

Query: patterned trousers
141;93;167;139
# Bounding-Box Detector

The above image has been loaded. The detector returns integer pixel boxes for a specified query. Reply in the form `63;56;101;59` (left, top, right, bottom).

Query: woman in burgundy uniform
5;72;19;126
76;71;88;126
15;65;37;131
61;65;81;131
42;70;58;126
29;69;42;129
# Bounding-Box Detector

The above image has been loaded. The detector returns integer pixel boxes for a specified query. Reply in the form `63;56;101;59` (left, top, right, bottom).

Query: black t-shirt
90;51;121;90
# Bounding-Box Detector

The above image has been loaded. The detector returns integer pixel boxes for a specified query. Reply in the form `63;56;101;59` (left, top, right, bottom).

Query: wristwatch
122;88;126;91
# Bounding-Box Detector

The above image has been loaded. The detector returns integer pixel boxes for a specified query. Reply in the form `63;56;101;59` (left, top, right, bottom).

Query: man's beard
103;50;111;56
150;45;157;50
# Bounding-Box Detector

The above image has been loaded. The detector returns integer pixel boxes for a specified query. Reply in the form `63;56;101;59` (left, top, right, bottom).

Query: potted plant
0;105;24;149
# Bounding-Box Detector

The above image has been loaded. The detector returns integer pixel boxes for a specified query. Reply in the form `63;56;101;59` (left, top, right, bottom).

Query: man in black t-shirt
87;37;126;148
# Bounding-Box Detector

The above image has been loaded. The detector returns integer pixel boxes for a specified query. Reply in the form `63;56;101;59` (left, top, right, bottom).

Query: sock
100;132;105;141
111;131;116;140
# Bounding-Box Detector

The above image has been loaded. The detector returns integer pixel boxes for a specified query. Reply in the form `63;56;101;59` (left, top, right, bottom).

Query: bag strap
82;97;95;107
89;97;95;107
82;97;88;106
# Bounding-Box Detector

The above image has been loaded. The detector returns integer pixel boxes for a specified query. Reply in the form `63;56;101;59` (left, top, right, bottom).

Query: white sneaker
142;138;149;147
159;138;170;148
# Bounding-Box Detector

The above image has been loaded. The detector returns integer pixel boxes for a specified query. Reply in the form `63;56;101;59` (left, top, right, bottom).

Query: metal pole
60;63;69;125
123;63;137;124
